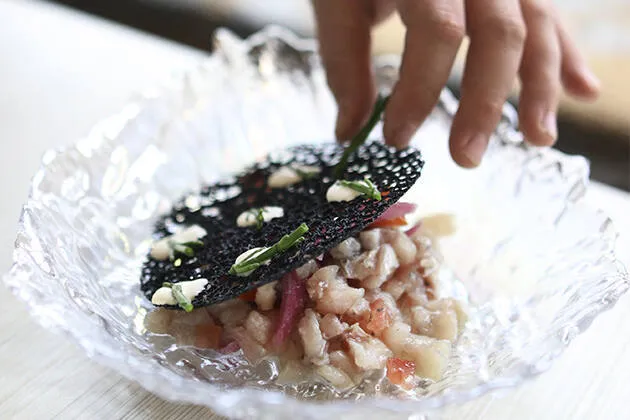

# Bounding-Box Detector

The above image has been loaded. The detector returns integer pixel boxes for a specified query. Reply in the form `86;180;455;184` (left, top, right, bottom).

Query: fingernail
386;123;417;149
462;133;489;167
581;67;601;91
541;111;557;141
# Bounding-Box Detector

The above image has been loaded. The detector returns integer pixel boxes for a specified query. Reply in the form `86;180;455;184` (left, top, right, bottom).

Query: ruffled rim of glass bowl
3;26;629;418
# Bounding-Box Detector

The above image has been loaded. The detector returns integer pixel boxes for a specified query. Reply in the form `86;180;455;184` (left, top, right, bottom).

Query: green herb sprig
334;94;390;178
162;282;194;312
243;208;267;230
338;178;382;201
256;209;265;230
229;223;309;275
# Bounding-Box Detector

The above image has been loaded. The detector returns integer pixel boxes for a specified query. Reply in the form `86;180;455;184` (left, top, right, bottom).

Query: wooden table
1;1;629;419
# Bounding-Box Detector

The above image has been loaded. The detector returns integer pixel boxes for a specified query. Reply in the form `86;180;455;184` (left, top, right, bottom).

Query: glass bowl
4;27;628;419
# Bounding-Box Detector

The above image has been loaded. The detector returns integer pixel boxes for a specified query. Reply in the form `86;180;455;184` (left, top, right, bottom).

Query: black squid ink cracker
141;140;424;308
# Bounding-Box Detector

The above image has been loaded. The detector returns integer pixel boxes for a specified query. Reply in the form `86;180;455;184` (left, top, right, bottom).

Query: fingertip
334;111;357;143
555;12;600;101
578;67;601;93
450;149;481;169
382;90;423;149
449;131;488;169
539;111;558;145
562;70;601;101
562;67;601;102
383;121;416;149
334;94;375;142
518;103;558;147
383;103;418;149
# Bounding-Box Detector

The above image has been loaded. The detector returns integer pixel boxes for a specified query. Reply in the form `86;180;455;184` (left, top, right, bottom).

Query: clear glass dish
3;27;628;419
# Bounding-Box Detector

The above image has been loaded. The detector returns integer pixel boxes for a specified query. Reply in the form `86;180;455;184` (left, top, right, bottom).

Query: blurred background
48;0;629;190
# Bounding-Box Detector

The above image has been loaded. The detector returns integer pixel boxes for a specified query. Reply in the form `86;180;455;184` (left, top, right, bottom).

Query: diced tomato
365;298;393;335
238;289;257;302
368;216;408;229
194;322;223;349
386;357;416;389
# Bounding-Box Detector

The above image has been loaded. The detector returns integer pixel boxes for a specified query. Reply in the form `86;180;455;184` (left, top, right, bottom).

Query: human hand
312;0;600;167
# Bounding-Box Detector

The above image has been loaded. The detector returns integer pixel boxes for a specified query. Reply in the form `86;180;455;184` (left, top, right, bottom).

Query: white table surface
1;1;629;419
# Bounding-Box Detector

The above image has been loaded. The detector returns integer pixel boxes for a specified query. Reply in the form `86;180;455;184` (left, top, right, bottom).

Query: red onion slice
271;270;306;348
375;202;417;223
405;222;422;237
217;340;241;354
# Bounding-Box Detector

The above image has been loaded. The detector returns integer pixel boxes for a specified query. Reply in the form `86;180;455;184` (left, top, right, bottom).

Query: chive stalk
161;282;193;312
255;208;265;230
334;95;390;177
229;223;309;275
168;240;204;260
171;284;194;312
338;178;382;201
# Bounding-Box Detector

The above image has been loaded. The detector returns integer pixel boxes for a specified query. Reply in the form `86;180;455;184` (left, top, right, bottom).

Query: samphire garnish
229;223;309;275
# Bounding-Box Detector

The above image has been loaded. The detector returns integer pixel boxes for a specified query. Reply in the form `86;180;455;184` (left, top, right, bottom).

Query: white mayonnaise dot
236;206;284;227
173;225;207;243
268;166;301;188
150;240;171;260
326;182;363;202
293;164;320;177
151;278;208;306
149;225;207;261
267;164;321;188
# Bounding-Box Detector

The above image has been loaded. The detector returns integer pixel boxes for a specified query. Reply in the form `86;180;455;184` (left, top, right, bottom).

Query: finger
554;12;600;100
450;0;526;167
312;0;377;142
518;0;561;146
383;0;465;148
373;0;398;25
